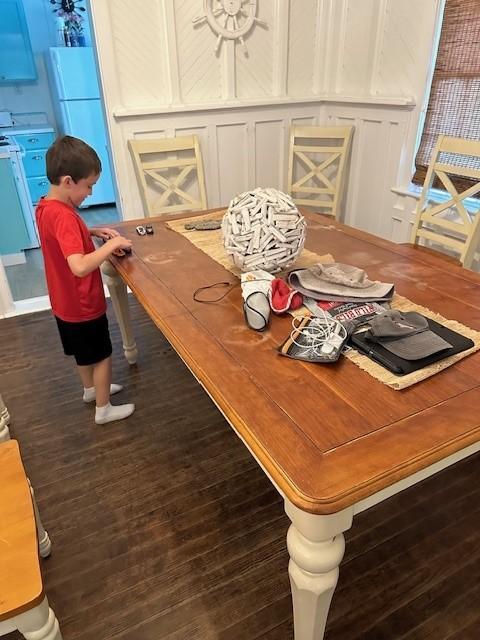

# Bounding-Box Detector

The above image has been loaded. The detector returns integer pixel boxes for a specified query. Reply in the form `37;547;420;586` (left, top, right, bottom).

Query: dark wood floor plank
1;299;479;640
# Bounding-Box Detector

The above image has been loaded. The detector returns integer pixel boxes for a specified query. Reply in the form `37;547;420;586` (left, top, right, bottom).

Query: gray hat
289;263;394;302
367;310;452;360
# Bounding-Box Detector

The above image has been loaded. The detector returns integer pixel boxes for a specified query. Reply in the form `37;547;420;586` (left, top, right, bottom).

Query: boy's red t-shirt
36;198;106;322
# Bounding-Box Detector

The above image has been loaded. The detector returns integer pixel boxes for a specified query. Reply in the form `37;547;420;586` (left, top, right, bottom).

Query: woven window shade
413;0;480;191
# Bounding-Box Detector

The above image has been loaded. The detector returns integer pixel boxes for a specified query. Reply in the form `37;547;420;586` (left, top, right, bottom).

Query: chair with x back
410;135;480;269
287;125;353;220
128;136;208;216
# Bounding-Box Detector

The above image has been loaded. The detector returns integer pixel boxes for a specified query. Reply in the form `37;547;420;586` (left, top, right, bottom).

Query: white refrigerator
46;47;115;206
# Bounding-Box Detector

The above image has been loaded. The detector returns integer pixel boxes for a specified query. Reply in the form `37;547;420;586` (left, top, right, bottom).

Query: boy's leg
80;361;123;403
93;356;113;407
77;364;94;389
93;356;135;424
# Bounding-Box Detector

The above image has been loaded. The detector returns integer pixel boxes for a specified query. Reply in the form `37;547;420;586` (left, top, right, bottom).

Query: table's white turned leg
14;596;63;640
101;261;138;364
285;500;354;640
0;393;11;442
28;480;52;558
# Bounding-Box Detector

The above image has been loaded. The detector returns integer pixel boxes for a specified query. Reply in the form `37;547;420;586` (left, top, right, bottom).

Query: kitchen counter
5;125;55;135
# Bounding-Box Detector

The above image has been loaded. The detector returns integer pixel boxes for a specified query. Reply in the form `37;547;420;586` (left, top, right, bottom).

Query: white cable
290;313;347;358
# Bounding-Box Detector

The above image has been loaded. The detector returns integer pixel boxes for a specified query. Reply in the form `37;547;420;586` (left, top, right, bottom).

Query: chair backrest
287;125;353;219
128;136;207;216
0;440;43;621
410;135;480;269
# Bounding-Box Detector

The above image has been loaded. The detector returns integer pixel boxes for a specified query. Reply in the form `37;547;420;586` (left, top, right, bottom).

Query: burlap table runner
166;211;480;390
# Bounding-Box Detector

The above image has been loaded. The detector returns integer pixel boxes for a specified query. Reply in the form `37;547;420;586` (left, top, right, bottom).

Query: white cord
290;312;347;357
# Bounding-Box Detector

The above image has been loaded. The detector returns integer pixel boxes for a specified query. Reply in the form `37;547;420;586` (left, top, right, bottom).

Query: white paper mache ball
222;187;306;273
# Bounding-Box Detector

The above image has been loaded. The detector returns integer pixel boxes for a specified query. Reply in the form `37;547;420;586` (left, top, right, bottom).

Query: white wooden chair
0;440;62;640
287;125;353;219
128;136;207;216
410;135;480;269
0;393;10;442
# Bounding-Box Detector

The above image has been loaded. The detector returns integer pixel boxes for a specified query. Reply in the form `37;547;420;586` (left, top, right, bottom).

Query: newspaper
303;297;389;331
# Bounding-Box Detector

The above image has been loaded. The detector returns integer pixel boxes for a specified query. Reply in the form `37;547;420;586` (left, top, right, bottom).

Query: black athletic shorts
55;313;113;366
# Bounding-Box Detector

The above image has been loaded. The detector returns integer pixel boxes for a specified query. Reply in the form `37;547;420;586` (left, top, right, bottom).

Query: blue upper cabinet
0;0;36;83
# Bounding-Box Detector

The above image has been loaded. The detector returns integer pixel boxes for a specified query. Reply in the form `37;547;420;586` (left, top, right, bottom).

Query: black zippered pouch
349;316;474;376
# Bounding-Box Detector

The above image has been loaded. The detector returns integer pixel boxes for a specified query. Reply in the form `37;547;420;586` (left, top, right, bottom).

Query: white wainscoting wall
89;0;444;243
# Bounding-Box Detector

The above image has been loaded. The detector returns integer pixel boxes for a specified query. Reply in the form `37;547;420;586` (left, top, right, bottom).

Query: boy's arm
89;227;120;240
67;235;132;278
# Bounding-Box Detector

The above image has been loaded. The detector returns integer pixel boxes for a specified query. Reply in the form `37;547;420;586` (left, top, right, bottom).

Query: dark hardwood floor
1;299;479;639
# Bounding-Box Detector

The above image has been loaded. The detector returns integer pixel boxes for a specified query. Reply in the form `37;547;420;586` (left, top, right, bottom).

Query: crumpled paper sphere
222;187;306;273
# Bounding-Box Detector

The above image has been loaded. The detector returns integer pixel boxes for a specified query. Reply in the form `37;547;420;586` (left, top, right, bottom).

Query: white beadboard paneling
112;104;322;218
390;216;405;243
236;1;275;99
133;129;167;140
349;118;383;232
325;104;411;237
390;192;419;242
287;0;317;97
254;120;284;188
376;119;410;238
375;0;439;98
111;0;168;107
175;0;223;103
338;0;378;95
216;123;249;205
89;0;443;242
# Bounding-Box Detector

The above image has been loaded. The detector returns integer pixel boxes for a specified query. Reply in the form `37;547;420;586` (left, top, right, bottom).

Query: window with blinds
413;0;480;192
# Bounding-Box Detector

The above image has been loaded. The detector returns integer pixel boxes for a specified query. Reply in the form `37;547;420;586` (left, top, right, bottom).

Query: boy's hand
68;234;133;277
109;235;133;251
90;227;120;240
108;235;133;257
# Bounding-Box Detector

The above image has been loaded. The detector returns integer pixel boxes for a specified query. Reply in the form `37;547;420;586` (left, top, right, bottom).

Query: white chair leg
0;415;10;442
0;393;10;423
28;479;52;558
14;596;63;640
0;393;11;442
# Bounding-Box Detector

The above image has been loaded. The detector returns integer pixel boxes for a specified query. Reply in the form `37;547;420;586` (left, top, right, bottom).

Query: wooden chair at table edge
128;135;208;217
408;134;480;270
0;392;10;442
287;124;354;221
0;440;63;640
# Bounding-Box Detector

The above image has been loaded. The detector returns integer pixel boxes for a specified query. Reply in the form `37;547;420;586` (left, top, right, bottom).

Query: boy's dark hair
46;135;102;184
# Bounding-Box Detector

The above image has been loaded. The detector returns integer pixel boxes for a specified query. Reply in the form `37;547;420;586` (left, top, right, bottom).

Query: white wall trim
112;94;416;118
0;261;14;317
0;284;117;320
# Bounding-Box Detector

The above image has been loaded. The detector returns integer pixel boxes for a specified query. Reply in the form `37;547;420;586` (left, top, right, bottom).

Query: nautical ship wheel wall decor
193;0;268;55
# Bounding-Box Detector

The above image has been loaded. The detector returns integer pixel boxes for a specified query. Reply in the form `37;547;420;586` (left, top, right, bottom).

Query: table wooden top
108;209;480;514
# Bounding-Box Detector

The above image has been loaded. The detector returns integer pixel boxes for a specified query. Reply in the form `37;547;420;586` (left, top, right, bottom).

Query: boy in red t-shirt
36;135;135;425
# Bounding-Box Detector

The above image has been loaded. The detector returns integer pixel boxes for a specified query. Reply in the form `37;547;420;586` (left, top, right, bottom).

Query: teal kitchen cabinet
15;130;55;205
0;0;36;83
0;156;30;254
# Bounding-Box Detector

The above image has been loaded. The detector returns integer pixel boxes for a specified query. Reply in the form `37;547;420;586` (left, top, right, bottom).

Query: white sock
95;402;135;425
83;383;123;403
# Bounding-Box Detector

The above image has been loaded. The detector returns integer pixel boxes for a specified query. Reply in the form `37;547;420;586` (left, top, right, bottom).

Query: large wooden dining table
102;209;480;639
